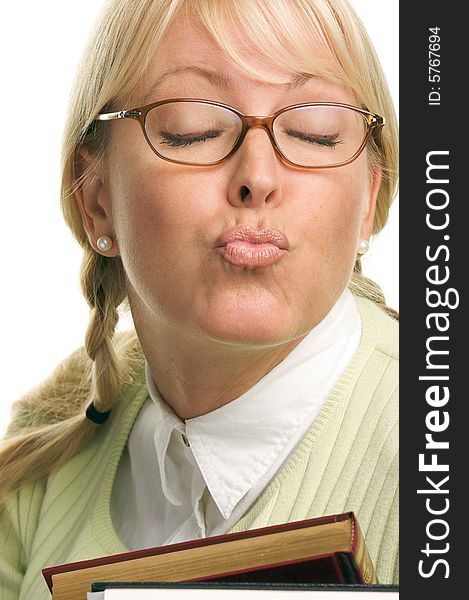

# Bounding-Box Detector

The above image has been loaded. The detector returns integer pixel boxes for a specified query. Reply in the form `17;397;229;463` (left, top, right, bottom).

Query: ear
360;165;382;241
73;147;120;256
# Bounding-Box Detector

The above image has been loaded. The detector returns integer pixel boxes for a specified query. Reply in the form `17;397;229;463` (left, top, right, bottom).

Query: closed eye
283;128;342;147
159;129;223;147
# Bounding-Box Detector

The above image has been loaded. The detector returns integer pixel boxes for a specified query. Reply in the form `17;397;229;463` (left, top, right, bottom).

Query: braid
0;248;128;498
350;259;399;321
82;249;127;413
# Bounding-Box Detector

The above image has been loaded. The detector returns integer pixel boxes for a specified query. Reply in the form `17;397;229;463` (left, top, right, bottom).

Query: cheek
111;163;204;252
299;165;368;262
288;168;367;321
104;122;210;250
108;162;219;314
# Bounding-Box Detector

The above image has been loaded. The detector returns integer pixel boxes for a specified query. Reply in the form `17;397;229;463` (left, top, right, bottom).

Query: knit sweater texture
0;297;398;599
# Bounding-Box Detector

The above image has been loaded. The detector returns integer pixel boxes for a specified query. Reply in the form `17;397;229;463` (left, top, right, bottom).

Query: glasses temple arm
95;110;142;121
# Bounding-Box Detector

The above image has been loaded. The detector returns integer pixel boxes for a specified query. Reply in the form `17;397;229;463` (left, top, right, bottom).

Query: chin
194;295;305;347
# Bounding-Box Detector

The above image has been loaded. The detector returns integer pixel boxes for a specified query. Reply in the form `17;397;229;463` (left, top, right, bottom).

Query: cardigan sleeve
0;477;47;600
0;500;26;599
0;346;91;600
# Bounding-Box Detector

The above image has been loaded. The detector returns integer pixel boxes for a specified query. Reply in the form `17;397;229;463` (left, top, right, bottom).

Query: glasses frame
96;98;385;169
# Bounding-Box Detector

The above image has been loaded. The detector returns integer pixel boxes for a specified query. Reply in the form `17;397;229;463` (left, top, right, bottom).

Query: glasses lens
145;101;242;164
273;105;368;167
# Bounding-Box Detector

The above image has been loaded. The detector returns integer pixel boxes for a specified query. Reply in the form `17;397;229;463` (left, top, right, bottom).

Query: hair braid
81;248;127;413
0;248;128;499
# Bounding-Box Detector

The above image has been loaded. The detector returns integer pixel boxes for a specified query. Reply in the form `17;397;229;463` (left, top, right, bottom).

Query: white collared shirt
111;289;361;550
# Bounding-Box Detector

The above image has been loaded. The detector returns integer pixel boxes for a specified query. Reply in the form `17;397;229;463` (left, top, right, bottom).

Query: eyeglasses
96;98;385;168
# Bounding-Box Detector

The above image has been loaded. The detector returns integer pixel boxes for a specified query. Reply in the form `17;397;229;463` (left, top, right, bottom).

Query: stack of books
42;512;398;600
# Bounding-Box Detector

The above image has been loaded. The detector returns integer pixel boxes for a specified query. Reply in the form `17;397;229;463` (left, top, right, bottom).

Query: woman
0;0;398;597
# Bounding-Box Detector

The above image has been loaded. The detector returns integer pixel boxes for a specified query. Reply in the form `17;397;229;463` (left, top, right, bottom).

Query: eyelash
159;130;223;147
283;129;342;147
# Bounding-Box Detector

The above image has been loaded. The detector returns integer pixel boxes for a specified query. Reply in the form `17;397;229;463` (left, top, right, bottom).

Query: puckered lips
214;226;289;268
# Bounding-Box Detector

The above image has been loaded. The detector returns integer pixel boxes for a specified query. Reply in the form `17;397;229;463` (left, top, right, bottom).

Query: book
87;583;399;600
43;512;377;600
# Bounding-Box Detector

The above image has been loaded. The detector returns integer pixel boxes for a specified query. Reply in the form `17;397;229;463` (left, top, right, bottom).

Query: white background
0;1;398;436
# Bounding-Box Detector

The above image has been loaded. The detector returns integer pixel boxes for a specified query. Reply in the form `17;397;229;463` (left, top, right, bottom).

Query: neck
137;324;306;420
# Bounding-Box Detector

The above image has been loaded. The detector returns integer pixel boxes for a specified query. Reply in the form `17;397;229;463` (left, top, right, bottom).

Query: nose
227;126;282;210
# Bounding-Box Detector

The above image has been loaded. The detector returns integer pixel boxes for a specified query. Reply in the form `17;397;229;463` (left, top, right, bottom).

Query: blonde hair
0;0;398;497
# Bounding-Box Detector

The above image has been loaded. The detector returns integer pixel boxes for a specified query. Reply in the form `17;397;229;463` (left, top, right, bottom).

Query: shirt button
182;433;190;447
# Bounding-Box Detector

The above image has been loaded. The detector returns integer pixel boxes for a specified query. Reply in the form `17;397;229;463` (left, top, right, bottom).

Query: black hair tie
86;402;111;425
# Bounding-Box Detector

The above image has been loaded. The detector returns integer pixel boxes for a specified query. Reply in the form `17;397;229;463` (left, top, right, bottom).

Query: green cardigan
0;297;398;599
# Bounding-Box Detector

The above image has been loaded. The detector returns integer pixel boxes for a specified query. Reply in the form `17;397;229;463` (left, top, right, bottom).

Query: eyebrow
143;66;233;102
143;65;312;102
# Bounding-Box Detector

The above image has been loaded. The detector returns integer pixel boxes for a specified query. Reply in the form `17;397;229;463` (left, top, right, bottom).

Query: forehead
152;14;294;81
134;11;353;107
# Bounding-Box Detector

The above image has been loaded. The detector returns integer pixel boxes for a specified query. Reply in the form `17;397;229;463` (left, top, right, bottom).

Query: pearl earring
357;239;369;256
96;235;113;251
